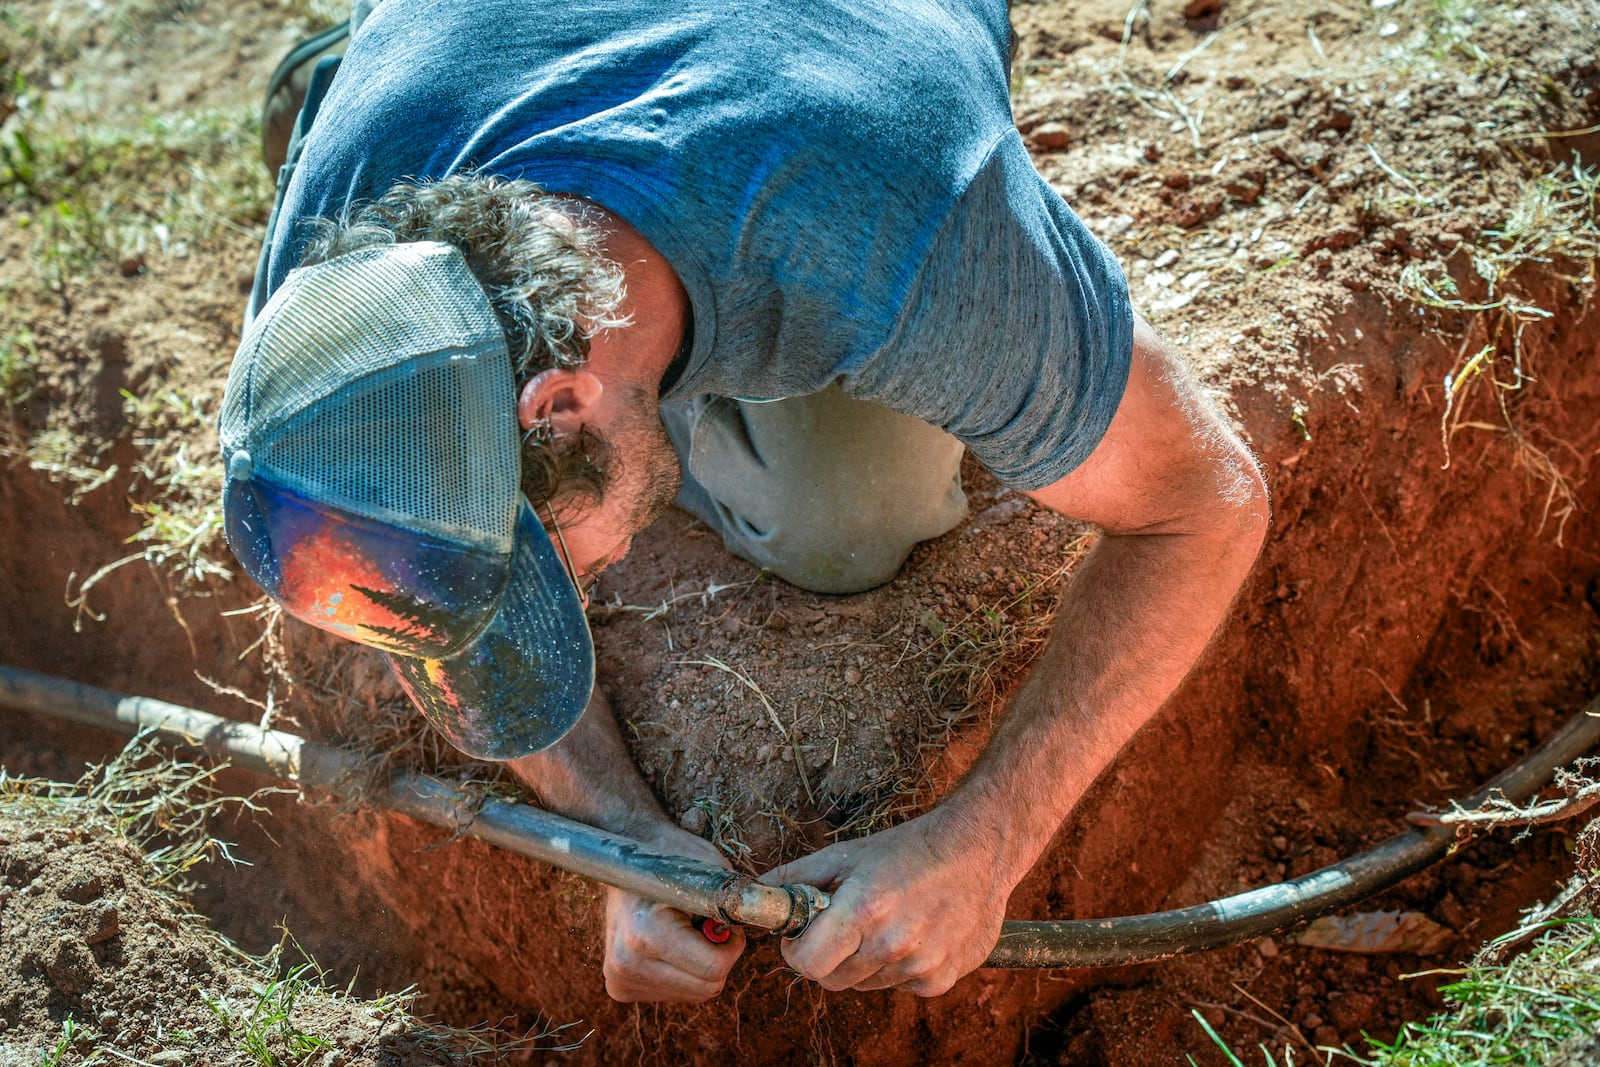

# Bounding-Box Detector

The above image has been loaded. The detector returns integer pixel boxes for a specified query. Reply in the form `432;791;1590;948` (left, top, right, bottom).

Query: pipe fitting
778;882;831;939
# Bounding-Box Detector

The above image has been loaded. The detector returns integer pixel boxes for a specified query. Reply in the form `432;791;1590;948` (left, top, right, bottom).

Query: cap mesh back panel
219;242;518;546
262;351;517;544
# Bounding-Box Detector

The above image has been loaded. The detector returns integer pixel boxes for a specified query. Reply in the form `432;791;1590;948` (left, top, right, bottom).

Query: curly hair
297;174;627;510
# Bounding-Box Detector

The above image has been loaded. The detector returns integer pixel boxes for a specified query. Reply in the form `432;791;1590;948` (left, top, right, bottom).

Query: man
221;0;1268;1004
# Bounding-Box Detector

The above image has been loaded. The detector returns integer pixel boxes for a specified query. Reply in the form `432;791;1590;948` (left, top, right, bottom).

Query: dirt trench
3;266;1597;1064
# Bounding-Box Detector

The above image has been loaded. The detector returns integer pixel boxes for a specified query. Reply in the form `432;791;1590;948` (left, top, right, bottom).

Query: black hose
989;695;1600;966
2;664;1594;967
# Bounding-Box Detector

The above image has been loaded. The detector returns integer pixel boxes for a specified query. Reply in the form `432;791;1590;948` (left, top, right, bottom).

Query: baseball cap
217;240;594;760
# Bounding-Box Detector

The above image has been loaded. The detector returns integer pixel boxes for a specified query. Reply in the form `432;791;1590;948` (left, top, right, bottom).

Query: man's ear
517;368;605;436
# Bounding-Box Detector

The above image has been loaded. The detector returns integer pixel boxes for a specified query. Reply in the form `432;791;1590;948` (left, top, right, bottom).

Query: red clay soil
3;0;1599;1064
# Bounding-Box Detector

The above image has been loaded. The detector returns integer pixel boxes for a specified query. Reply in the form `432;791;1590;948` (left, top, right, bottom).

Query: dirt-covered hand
760;811;1007;996
602;826;746;1003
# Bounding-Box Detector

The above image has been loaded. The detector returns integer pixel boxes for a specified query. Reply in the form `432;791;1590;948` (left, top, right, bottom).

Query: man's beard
614;403;684;533
519;397;682;536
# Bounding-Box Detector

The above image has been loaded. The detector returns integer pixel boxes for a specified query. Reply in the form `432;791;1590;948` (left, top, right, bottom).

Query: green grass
0;323;38;410
1189;916;1600;1067
201;959;334;1067
1357;918;1600;1066
38;1016;100;1067
1;76;268;289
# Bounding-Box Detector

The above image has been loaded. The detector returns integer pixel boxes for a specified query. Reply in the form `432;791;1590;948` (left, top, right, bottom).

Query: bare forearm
927;318;1271;888
941;521;1262;882
506;686;675;843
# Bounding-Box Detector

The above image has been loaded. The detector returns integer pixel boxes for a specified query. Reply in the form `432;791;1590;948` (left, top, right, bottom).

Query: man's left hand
759;810;1006;996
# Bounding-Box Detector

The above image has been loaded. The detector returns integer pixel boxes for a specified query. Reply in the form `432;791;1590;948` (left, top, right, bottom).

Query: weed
1401;160;1597;534
918;539;1091;719
200;967;341;1066
22;427;119;501
0;325;38;409
1;75;268;288
39;1015;103;1067
65;498;229;633
0;733;261;890
0;68;259;622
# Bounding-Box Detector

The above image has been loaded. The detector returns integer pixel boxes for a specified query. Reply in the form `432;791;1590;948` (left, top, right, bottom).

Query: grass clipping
0;736;580;1066
1192;915;1600;1067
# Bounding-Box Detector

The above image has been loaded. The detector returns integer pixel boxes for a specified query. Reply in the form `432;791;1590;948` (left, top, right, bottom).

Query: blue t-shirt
267;0;1132;489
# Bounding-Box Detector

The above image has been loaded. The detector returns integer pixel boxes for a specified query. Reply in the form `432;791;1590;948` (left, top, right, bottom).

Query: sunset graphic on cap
276;524;450;655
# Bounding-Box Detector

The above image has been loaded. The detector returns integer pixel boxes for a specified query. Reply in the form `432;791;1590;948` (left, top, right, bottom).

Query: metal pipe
0;666;820;937
3;665;1595;967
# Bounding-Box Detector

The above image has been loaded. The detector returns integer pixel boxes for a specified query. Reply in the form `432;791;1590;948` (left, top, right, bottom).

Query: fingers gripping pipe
3;665;1597;967
385;773;829;937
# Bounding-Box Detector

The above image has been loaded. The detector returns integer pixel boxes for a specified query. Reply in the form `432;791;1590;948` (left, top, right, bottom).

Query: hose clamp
779;882;831;940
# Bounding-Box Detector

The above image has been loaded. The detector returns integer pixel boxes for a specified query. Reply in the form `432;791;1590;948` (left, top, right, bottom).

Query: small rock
1328;991;1377;1033
1223;167;1266;204
60;873;104;903
149;1052;191;1066
843;666;863;686
1030;122;1072;150
1258;937;1280;958
678;807;708;834
1437;893;1469;930
84;902;121;945
45;935;99;995
119;253;146;277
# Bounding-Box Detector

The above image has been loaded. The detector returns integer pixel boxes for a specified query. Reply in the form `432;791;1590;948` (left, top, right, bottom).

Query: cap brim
387;498;594;760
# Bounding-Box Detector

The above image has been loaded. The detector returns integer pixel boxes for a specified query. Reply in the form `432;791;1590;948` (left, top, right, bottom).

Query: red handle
694;916;732;944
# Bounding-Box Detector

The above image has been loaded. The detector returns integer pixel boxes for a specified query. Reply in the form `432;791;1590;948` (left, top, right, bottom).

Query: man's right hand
601;826;747;1002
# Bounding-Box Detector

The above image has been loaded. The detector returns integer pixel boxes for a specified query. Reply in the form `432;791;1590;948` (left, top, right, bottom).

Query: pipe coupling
778;882;831;939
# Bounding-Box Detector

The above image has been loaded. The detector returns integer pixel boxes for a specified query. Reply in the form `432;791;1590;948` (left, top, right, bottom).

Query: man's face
543;392;681;603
